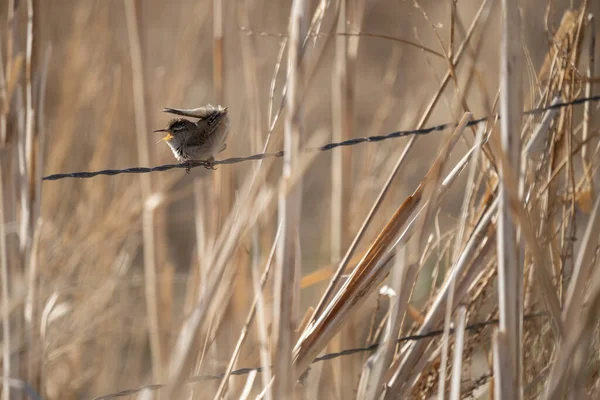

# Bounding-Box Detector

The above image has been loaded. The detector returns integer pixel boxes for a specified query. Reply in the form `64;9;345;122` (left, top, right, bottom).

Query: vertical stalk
331;0;349;266
495;0;523;398
330;2;348;395
211;0;231;238
274;0;305;398
0;164;11;400
582;14;595;195
124;0;162;384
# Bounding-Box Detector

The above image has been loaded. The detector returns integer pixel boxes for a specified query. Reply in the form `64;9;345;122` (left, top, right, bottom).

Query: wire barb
42;95;600;181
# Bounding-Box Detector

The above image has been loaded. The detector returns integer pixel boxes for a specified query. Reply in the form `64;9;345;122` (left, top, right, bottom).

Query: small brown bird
155;104;230;171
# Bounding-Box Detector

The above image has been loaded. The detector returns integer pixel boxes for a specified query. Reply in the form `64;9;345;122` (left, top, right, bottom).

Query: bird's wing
183;131;208;148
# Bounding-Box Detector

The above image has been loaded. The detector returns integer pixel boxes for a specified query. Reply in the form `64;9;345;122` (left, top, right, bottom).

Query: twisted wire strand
42;95;600;181
93;312;545;399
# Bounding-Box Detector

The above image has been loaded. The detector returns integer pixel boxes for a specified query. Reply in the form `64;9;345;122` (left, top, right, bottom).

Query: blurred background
0;0;599;399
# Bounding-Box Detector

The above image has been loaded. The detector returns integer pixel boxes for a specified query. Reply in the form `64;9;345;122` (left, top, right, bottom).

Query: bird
154;104;230;172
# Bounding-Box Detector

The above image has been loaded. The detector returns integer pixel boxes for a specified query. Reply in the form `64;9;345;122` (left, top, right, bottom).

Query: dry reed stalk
542;197;600;399
582;14;595;206
213;0;224;105
0;161;11;400
252;234;274;400
308;0;491;333
356;247;411;400
20;0;34;253
385;194;498;396
273;1;305;397
293;113;471;383
492;330;511;399
165;183;273;396
214;225;280;399
239;370;258;400
210;0;233;241
238;4;269;395
438;123;485;399
192;179;209;303
25;45;50;389
0;4;17;399
486;116;563;335
331;0;349;270
495;0;524;397
330;2;365;392
557;167;600;329
4;0;15;127
449;306;467;400
124;0;162;385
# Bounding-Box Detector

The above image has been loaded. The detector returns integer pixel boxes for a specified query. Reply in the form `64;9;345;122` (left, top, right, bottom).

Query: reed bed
0;0;599;399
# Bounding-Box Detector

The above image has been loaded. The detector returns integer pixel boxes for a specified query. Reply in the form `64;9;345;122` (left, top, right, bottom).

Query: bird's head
154;118;196;144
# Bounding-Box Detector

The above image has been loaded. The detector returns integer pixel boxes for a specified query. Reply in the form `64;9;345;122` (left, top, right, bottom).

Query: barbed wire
93;312;545;400
43;95;600;182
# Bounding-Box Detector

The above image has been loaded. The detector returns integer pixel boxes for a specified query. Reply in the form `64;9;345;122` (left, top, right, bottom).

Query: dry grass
1;0;600;399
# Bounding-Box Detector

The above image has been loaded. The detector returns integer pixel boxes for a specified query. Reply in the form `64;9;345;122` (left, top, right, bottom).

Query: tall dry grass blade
273;0;308;399
26;44;50;389
165;185;273;396
496;0;523;397
582;14;595;202
214;225;281;399
20;0;34;254
124;0;162;383
273;0;305;397
294;113;471;382
438;122;484;400
543;210;600;399
213;0;224;104
310;121;415;324
492;330;511;400
331;0;350;266
561;194;600;335
385;197;499;396
330;2;353;392
0;35;6;146
356;247;413;400
488;124;563;335
0;162;11;400
308;0;492;327
449;307;467;400
210;0;232;248
253;234;274;400
239;370;258;400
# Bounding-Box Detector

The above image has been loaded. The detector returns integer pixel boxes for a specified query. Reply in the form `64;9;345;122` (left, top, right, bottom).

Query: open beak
154;129;174;144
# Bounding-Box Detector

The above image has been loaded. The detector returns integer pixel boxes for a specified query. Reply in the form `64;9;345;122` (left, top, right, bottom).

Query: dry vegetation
0;0;600;399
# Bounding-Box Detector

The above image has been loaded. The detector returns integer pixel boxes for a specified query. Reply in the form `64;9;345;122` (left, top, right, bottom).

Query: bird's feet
183;160;195;174
204;157;217;170
184;158;217;172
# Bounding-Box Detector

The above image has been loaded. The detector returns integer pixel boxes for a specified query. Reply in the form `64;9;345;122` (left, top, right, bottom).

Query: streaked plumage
155;104;230;166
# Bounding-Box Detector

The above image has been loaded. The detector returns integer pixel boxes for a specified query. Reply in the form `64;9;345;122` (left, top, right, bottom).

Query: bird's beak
154;129;174;144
